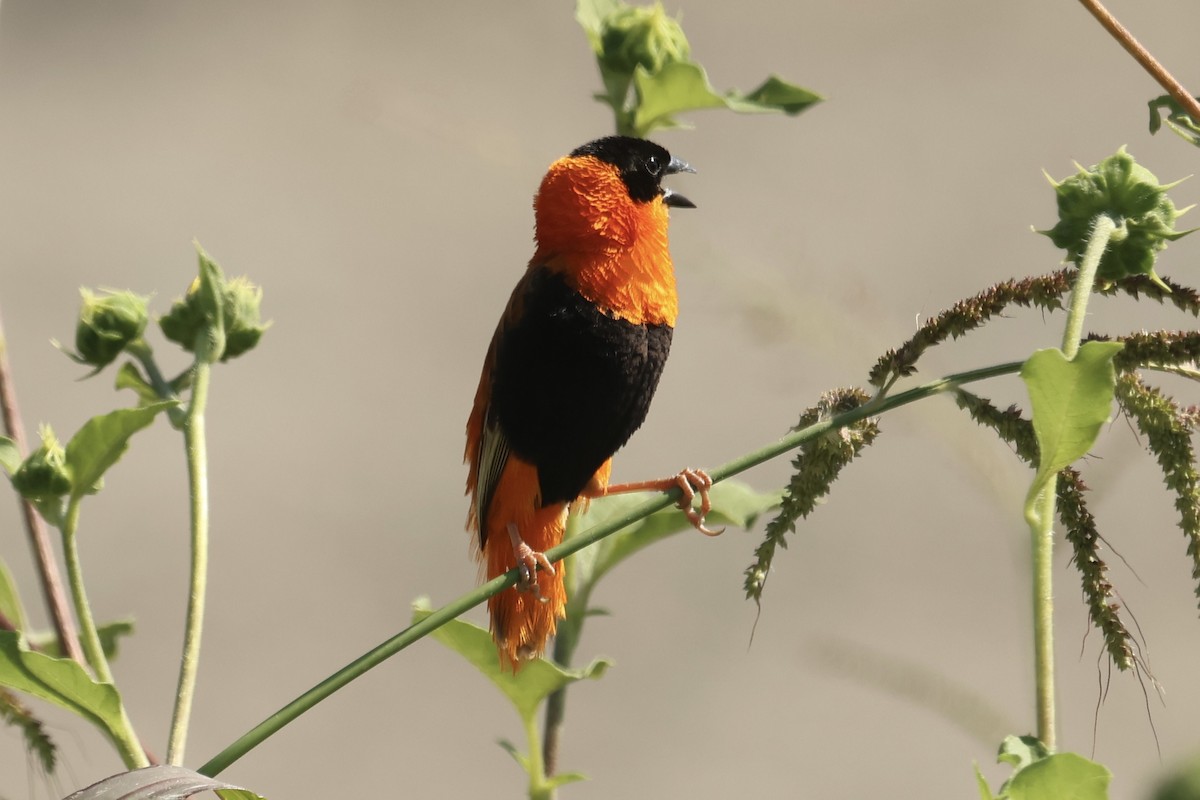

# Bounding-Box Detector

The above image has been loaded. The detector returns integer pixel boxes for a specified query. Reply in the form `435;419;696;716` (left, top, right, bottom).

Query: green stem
61;496;149;768
197;359;1024;778
127;340;186;428
166;357;212;765
1025;214;1115;751
62;499;112;685
526;708;551;800
1061;216;1114;359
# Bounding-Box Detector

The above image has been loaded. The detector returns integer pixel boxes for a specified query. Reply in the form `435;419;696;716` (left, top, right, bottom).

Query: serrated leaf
0;630;130;757
632;61;821;136
0;436;20;475
411;598;609;724
1021;342;1124;482
0;557;28;632
62;765;265;800
31;620;134;661
1007;753;1111;800
64;402;175;501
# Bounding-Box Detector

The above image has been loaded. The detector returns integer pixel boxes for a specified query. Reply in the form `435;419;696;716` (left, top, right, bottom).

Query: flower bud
599;2;691;78
159;273;267;362
1041;148;1193;286
72;289;149;370
221;276;267;359
11;426;71;502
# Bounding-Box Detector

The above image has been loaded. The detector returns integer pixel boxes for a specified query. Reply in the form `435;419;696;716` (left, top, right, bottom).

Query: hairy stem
166;358;212;765
61;496;148;768
1024;214;1114;751
0;309;84;664
196;359;1023;778
1077;0;1200;125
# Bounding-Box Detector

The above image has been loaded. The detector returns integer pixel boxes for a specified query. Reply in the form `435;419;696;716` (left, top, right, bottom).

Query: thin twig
0;307;84;665
1077;0;1200;125
196;359;1026;779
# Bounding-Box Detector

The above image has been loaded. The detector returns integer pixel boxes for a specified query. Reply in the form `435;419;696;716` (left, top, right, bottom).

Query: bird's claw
508;523;555;602
674;468;724;536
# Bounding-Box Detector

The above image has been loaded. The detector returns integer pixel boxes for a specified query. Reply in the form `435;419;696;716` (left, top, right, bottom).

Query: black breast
489;269;673;506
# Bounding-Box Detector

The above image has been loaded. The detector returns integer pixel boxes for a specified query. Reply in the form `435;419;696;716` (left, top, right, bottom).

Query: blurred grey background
1;1;1199;797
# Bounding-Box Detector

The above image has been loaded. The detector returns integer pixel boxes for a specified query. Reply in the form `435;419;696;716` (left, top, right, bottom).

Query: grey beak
663;155;696;207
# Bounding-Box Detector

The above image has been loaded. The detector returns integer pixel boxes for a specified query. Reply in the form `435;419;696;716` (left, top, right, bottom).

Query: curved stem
61;496;148;768
197;359;1023;778
1061;216;1113;359
166;359;212;765
62;499;111;684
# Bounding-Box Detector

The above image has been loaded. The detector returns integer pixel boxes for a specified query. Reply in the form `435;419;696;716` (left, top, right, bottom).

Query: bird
464;135;718;671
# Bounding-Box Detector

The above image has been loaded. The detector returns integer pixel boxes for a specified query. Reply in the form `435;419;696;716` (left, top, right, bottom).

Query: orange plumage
465;136;696;670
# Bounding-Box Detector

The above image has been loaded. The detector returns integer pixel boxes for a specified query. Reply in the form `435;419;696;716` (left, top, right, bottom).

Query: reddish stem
1077;0;1200;125
0;307;85;665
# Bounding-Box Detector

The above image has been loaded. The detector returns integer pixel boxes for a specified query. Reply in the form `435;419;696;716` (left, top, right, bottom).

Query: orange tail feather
483;457;568;671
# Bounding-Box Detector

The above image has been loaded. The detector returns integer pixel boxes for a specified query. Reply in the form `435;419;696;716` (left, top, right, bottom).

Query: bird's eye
645;155;662;176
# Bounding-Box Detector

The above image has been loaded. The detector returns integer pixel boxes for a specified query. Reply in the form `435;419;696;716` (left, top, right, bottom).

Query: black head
570;136;696;208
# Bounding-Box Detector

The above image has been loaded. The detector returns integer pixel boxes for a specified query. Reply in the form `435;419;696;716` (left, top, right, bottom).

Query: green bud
1040;148;1194;287
599;1;690;77
159;273;267;362
220;276;267;359
11;426;71;501
71;289;149;370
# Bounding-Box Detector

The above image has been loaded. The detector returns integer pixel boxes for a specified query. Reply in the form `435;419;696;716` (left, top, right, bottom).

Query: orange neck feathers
531;155;679;328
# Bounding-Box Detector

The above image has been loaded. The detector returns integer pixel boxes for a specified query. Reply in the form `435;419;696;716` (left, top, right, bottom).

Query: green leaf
62;765;265;800
498;738;531;772
0;436;19;475
734;74;826;114
976;763;997;800
998;734;1051;771
632;60;821;137
546;771;588;790
115;362;163;405
63;402;176;501
1007;753;1111;800
410;598;609;724
0;630;131;757
30;619;134;661
194;241;227;362
1021;342;1124;483
0;557;27;632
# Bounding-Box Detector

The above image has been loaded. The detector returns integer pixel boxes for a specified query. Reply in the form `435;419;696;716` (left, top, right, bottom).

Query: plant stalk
197;359;1023;778
1026;214;1115;751
0;309;84;664
166;358;212;765
1077;0;1200;126
61;496;149;768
